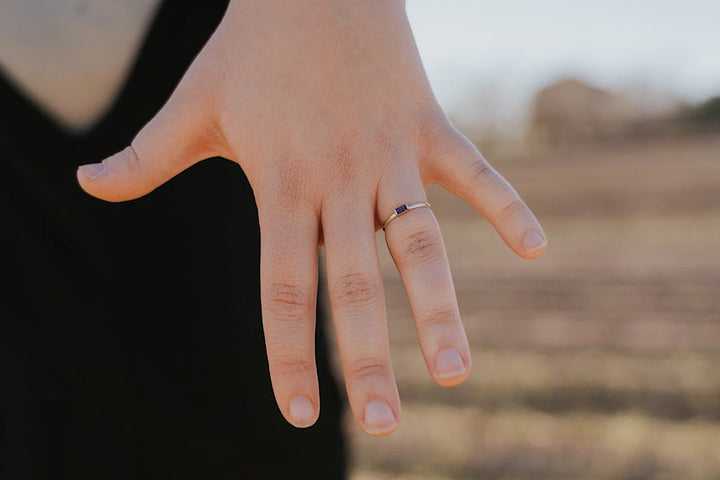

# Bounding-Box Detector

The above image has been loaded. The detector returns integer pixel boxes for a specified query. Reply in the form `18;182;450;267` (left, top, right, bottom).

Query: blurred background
334;1;720;478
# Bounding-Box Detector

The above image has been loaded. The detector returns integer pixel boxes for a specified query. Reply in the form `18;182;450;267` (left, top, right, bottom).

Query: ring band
382;202;432;231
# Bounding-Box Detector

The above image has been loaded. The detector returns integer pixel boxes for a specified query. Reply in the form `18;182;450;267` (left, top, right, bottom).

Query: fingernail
79;163;105;179
364;399;398;434
435;348;467;378
523;230;546;253
289;396;316;428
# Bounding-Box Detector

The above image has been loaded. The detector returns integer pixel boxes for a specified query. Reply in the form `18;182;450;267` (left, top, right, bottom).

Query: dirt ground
331;134;720;479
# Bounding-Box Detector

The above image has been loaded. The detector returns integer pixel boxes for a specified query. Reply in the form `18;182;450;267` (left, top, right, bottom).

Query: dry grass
352;403;720;480
332;134;720;480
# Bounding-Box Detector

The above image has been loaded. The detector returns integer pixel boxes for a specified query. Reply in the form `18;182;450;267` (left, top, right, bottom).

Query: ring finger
378;166;471;387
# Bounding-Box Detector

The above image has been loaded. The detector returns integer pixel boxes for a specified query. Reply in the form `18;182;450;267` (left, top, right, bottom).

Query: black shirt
0;1;346;478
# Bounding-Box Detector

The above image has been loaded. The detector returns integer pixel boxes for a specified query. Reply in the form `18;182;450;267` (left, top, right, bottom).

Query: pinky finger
429;129;547;259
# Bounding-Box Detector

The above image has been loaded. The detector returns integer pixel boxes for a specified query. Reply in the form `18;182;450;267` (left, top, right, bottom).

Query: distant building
529;78;631;146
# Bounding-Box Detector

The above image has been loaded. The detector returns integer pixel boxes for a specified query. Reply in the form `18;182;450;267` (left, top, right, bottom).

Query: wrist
227;0;406;20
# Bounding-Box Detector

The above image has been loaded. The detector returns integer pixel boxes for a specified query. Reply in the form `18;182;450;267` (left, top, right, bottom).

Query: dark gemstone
395;204;408;215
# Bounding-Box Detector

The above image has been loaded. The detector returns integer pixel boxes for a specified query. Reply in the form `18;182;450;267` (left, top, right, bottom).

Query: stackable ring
382;202;432;231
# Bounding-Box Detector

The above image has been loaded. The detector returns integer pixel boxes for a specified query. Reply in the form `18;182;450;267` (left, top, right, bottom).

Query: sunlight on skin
75;0;546;435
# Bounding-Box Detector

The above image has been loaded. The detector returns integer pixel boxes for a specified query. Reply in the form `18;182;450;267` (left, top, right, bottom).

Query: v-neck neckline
0;0;170;144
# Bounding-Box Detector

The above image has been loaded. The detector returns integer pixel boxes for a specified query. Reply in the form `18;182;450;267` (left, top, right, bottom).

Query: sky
406;0;720;129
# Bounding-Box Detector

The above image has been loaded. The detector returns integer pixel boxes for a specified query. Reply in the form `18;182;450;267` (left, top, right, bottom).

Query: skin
0;0;162;131
76;0;547;436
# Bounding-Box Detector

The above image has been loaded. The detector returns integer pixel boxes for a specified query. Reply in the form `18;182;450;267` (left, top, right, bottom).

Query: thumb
77;94;214;202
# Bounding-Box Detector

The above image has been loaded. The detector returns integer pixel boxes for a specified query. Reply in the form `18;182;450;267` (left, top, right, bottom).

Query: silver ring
382;202;431;231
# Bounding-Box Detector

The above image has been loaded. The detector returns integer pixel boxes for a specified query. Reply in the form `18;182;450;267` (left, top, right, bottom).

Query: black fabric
0;1;346;478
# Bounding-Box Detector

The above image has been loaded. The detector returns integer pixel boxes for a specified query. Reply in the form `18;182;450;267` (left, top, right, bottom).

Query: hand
77;0;547;435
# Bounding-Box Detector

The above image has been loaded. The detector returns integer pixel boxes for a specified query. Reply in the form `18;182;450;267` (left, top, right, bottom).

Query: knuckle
264;282;314;318
346;357;391;380
333;272;380;309
498;198;527;223
418;303;459;329
415;113;458;173
467;159;497;191
270;355;315;377
332;134;355;166
403;227;443;263
326;136;357;190
109;145;143;173
370;127;398;162
267;160;306;205
416;111;450;150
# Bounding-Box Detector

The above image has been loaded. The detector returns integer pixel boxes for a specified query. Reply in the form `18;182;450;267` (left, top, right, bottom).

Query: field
325;135;720;479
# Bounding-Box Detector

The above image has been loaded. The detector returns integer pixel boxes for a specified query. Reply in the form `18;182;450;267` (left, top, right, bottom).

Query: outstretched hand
77;0;546;435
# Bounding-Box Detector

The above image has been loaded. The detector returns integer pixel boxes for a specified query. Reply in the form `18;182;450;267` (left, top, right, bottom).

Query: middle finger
322;193;401;436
